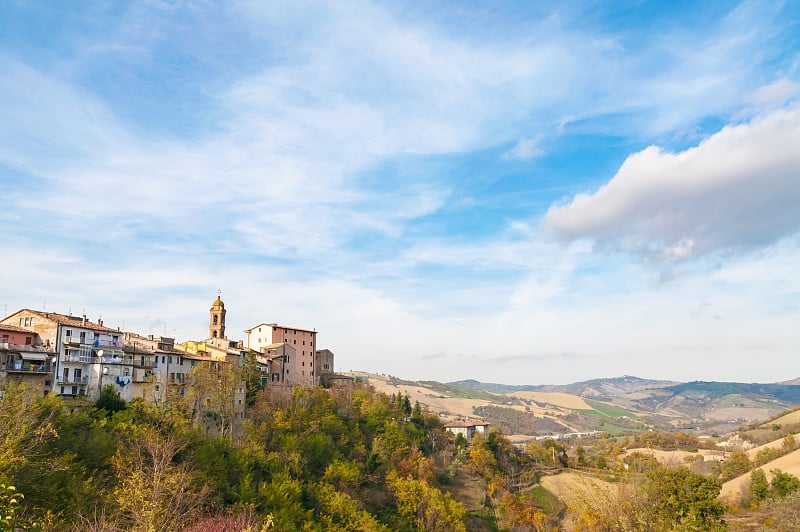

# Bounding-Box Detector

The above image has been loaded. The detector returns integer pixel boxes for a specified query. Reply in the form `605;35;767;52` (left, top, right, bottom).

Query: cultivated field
506;391;592;410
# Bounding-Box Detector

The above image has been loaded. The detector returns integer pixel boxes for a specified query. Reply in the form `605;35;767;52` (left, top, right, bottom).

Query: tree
94;384;126;414
720;450;751;481
0;382;59;482
112;425;209;531
749;468;769;504
770;469;800;498
0;484;38;531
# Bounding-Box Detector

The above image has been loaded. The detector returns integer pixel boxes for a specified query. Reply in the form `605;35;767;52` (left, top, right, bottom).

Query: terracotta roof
263;342;290;350
0;342;57;354
244;323;317;334
444;420;489;428
0;324;34;334
21;310;121;333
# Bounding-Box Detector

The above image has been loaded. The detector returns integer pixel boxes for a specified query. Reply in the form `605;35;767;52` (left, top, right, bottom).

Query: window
213;315;218;325
72;386;78;395
303;340;305;345
25;337;32;345
75;368;82;379
63;368;69;380
80;331;86;343
66;329;72;337
168;356;172;364
302;361;305;366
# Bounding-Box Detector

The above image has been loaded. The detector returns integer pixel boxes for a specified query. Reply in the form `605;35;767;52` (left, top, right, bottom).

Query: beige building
1;309;131;400
444;420;490;442
245;323;317;386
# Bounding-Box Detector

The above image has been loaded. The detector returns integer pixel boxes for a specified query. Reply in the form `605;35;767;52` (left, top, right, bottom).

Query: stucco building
245;323;318;386
1;309;130;400
0;323;56;394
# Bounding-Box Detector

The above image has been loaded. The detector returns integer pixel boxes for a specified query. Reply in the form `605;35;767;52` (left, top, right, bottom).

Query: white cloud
748;78;800;106
544;104;800;262
501;137;543;161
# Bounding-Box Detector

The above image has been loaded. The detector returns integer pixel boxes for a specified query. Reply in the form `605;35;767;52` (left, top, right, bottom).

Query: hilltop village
0;296;336;407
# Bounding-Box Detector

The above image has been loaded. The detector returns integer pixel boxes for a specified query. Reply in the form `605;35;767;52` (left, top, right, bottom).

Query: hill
357;374;800;438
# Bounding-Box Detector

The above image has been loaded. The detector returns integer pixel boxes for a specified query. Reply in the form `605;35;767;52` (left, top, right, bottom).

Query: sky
1;1;799;385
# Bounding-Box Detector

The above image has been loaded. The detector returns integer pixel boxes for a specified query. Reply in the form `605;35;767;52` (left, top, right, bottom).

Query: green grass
418;381;502;401
597;420;639;434
526;486;563;515
586;400;638;418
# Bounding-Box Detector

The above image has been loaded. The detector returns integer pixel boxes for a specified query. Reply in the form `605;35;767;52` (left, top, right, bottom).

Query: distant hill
449;376;676;397
665;381;800;403
351;373;800;439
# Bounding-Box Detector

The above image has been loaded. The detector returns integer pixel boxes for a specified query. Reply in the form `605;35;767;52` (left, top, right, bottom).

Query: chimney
98;318;103;327
82;314;86;326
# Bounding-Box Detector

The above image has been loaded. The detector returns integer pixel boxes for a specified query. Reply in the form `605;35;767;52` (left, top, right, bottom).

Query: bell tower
209;294;226;339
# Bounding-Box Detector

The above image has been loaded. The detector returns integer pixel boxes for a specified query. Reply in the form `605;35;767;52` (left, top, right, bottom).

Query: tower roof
211;295;225;310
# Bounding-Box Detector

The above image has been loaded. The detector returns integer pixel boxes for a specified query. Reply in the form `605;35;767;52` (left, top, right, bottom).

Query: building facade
0;324;56;394
245;323;317;386
0;309;130;400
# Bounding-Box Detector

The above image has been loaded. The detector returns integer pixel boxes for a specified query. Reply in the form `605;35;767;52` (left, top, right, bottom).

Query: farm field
506;391;593;410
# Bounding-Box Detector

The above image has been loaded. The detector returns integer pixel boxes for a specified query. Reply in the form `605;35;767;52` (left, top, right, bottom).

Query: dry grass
540;471;615;506
745;432;800;460
705;407;771;421
767;409;800;427
720;448;800;500
363;376;492;419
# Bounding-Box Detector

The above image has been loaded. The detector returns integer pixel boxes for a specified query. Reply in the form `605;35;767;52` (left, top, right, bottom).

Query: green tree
94;384;126;414
770;469;800;498
720;450;751;481
749;468;769;504
646;466;725;530
0;483;39;531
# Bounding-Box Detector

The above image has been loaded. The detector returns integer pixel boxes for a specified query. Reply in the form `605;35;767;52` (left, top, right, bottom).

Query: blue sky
2;1;799;384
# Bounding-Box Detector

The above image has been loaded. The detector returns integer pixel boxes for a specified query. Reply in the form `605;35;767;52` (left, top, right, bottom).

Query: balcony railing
95;339;122;347
4;362;53;373
56;375;88;385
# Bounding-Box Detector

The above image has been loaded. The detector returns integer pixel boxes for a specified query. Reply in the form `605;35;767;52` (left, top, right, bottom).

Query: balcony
94;339;122;348
64;353;93;364
56;375;88;385
133;368;154;383
63;337;90;346
4;361;53;373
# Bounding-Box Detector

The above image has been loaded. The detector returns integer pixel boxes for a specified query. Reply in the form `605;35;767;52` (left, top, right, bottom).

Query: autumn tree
112;423;209;531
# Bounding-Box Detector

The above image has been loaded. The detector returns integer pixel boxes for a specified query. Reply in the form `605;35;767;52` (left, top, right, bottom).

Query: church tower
209;295;226;339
